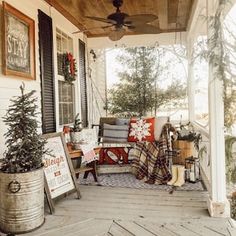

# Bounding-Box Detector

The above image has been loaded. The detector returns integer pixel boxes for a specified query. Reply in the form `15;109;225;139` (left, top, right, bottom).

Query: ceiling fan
73;0;161;41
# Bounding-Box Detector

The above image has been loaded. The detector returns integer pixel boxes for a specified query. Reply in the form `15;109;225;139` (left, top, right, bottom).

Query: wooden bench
92;117;175;173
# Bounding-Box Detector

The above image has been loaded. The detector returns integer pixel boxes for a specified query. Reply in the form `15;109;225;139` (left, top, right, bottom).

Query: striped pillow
102;123;129;143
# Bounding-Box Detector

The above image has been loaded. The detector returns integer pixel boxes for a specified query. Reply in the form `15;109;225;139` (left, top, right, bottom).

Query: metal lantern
185;156;200;183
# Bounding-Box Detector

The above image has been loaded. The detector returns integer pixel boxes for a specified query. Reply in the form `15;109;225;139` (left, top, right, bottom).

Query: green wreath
63;52;77;83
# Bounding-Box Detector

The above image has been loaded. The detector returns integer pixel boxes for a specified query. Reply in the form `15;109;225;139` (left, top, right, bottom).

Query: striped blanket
131;138;172;184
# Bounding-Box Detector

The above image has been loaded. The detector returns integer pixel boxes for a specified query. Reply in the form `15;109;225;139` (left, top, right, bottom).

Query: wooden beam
158;0;168;29
87;27;186;38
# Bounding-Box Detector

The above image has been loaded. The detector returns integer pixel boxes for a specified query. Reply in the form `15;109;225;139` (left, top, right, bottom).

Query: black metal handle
8;180;21;193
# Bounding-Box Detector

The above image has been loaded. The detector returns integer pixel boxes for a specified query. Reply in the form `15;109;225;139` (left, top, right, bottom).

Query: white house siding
87;49;107;125
0;0;87;158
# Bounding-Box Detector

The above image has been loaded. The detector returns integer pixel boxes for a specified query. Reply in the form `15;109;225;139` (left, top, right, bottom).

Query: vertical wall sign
2;2;35;79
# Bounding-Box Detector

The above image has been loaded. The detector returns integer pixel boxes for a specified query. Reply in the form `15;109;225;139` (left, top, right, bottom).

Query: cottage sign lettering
3;2;35;79
6;13;30;73
43;136;75;199
42;133;81;213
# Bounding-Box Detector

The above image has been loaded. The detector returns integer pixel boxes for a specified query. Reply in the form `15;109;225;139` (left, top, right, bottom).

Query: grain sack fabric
102;123;129;143
132;138;172;184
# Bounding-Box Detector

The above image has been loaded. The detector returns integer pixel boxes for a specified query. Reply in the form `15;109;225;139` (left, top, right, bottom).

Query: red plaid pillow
128;117;155;142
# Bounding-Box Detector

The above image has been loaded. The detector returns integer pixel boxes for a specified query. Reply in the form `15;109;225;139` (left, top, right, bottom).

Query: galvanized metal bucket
70;131;82;143
0;167;44;234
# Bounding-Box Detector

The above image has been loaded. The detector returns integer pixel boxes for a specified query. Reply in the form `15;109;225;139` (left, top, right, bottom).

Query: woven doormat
78;173;205;192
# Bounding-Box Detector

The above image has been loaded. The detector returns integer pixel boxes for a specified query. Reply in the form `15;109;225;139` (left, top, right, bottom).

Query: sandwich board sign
43;132;80;213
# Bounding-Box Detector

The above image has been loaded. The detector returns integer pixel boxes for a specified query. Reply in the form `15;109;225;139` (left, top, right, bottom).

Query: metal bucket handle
8;180;21;193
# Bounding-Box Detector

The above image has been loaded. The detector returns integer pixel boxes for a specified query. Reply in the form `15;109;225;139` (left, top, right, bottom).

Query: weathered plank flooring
13;186;236;235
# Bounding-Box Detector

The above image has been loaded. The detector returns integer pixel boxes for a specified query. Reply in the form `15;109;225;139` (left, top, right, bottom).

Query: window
58;81;75;125
56;29;75;125
193;36;209;126
56;29;73;76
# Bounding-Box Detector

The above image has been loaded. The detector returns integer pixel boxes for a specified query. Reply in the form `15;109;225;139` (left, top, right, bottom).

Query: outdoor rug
78;173;205;192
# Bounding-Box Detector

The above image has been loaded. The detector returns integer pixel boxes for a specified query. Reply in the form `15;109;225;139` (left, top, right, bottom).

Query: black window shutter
38;10;56;134
79;40;88;127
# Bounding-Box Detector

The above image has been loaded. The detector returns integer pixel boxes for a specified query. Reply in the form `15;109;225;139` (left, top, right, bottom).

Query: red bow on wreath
63;52;77;83
67;53;75;76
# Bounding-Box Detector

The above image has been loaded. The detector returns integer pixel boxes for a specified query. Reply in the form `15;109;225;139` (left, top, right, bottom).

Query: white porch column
208;78;230;217
207;0;230;217
187;37;195;122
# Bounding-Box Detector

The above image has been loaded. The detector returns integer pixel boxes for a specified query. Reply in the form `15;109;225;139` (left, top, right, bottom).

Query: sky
105;48;123;88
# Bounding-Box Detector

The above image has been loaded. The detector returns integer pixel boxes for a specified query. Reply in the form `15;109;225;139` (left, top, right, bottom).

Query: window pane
63;103;68;124
62;35;67;52
56;28;73;75
57;53;64;76
58;81;75;125
62;83;68;102
59;103;63;125
68;38;73;52
56;29;74;125
68;104;74;123
56;34;62;52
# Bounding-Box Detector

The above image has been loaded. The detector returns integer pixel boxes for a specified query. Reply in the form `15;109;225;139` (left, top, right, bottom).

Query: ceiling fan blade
124;14;158;25
85;16;116;25
129;24;161;34
108;28;125;41
72;25;112;34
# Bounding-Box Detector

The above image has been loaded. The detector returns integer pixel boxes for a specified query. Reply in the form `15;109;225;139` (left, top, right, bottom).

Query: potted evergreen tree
70;113;83;145
0;84;47;234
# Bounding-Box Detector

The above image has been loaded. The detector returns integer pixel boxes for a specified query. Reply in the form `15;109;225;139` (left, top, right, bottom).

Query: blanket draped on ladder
131;138;172;184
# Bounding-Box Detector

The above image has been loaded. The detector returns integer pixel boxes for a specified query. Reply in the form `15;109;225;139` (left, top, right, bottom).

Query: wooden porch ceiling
44;0;194;38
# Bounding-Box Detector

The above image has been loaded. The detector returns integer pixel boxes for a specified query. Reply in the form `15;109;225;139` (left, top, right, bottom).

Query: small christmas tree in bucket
0;84;46;234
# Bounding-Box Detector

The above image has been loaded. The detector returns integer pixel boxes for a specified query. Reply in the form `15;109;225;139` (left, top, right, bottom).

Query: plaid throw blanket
131;138;172;184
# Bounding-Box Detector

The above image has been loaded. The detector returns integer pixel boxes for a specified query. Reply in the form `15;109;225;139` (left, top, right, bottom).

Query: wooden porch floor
24;185;235;236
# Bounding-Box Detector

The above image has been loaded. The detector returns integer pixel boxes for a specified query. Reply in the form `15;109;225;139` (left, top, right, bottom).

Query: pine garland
231;192;236;220
63;52;77;83
0;84;47;173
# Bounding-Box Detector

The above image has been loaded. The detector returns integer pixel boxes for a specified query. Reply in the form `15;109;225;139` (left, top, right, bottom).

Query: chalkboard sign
43;133;80;213
2;2;35;80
